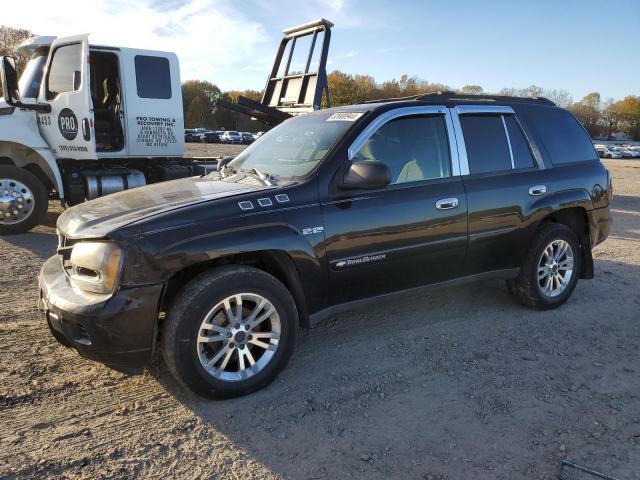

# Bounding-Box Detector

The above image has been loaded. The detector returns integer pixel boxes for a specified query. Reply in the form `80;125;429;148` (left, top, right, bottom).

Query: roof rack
365;90;556;107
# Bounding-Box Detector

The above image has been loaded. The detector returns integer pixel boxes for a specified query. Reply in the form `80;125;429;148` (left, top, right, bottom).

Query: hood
58;175;264;239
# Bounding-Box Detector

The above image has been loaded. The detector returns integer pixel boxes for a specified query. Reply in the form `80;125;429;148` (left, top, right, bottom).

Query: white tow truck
0;19;334;234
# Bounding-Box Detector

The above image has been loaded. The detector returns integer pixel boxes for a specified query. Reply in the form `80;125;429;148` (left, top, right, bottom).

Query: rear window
520;107;598;164
134;55;171;99
460;115;512;174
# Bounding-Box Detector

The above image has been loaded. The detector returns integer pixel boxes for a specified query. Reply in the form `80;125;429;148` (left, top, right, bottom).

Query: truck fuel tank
84;169;146;200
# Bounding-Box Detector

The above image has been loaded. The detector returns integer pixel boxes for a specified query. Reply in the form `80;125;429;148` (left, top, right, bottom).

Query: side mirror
0;56;20;105
73;71;81;91
340;160;391;190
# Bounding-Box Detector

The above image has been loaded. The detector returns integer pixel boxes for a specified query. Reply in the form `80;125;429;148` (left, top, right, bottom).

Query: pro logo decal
58;108;78;140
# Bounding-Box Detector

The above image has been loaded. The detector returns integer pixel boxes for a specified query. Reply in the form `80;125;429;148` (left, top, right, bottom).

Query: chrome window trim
448;109;469;175
501;115;516;169
455;105;515;115
347;106;461;177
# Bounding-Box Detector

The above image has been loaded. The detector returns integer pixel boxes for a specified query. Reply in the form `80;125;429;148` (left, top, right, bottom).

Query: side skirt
308;268;520;327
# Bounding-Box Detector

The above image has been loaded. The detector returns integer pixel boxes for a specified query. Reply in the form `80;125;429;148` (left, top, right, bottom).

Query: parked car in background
185;129;197;143
221;131;243;144
595;146;622;159
203;131;221;143
241;132;255;144
612;146;640;158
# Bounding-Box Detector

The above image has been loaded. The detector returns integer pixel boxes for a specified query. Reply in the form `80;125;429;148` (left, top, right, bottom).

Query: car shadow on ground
149;256;640;479
1;207;60;259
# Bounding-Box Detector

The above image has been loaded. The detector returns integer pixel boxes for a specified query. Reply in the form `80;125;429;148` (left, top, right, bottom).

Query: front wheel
507;223;582;310
161;265;299;399
0;166;48;235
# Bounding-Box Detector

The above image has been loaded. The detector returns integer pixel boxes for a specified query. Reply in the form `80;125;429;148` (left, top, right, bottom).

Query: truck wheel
507;223;582;310
162;265;299;399
0;166;48;235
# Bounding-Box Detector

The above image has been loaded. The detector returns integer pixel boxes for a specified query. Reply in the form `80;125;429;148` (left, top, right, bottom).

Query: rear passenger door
322;106;468;305
451;106;545;275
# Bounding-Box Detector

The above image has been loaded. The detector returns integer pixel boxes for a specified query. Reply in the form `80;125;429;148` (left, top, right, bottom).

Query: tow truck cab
0;34;210;230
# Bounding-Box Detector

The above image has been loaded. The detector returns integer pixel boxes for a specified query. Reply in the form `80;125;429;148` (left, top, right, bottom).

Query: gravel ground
0;155;639;479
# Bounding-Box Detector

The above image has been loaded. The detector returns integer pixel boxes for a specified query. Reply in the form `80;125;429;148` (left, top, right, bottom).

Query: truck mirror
340;160;391;190
73;71;81;91
0;56;21;105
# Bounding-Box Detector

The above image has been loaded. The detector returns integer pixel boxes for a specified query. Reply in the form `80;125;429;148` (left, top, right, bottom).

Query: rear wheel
0;166;48;235
162;265;299;399
507;223;582;310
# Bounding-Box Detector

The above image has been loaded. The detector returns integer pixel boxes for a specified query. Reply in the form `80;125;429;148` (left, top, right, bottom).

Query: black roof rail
364;91;556;107
415;91;557;106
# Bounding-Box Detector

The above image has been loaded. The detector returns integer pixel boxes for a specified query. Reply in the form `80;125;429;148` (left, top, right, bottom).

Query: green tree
567;92;602;138
181;80;221;129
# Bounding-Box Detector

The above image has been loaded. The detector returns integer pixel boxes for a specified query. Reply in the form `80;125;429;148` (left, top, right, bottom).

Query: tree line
2;25;638;139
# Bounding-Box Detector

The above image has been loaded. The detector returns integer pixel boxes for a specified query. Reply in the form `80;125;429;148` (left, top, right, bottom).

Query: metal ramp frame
217;18;333;127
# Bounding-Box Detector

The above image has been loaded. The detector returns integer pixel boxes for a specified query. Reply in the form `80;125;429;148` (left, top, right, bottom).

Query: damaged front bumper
39;255;163;373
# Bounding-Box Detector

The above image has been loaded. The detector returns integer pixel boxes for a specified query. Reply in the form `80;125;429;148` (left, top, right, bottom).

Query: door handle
528;185;547;196
435;197;459;210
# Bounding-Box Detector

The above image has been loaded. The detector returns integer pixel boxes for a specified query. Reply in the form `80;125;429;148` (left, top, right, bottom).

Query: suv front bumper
39;255;163;372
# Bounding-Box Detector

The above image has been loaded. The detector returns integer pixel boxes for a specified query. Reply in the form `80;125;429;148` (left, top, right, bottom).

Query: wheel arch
159;249;313;329
0;141;63;197
536;205;594;279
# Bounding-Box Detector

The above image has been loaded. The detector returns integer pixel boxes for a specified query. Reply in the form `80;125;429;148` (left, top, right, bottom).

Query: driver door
37;35;97;159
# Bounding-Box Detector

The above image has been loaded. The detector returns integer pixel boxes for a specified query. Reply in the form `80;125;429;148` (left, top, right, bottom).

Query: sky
9;0;639;101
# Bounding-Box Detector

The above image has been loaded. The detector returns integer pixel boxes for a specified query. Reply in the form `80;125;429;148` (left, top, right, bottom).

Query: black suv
40;93;612;398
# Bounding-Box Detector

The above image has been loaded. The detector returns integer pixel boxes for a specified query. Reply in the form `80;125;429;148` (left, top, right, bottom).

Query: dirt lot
1;154;639;479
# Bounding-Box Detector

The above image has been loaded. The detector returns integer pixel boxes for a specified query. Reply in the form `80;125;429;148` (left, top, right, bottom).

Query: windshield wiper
242;168;275;186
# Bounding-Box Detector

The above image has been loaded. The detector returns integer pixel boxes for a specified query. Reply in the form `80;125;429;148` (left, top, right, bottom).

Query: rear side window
46;43;82;99
521;107;598;164
504;116;535;169
134;55;171;99
460;115;511;174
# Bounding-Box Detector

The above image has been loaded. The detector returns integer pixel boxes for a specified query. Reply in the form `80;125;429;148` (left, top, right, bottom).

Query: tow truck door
119;49;184;157
37;34;97;160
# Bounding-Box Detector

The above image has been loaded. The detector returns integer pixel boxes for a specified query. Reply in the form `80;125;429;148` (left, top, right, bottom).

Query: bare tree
0;25;34;96
543;89;573;107
460;84;484;95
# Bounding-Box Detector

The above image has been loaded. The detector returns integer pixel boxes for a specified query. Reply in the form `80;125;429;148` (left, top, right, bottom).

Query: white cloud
335;49;357;59
10;0;270;87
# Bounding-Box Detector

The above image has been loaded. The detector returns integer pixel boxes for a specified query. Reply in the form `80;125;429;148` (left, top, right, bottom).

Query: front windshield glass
18;48;49;98
227;111;360;179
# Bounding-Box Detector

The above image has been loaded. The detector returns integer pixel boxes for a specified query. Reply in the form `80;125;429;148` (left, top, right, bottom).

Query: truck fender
529;188;594;221
529;188;595;278
0;141;64;197
124;223;327;314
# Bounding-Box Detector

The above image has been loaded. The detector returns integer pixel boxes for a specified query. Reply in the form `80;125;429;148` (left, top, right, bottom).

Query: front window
228;112;357;179
18;48;49;98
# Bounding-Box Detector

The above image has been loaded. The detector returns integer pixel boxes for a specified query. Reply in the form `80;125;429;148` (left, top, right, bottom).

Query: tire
0;166;48;235
162;265;299;399
507;223;582;310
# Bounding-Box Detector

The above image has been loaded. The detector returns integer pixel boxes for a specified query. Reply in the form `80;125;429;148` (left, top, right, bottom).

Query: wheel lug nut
234;323;240;329
226;332;232;337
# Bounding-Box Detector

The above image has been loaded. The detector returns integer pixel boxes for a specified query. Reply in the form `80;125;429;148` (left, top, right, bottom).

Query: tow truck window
134;55;171;99
46;43;82;99
228;112;355;179
18;48;49;98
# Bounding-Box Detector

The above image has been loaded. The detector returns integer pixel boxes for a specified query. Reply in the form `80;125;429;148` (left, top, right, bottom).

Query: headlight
69;241;123;294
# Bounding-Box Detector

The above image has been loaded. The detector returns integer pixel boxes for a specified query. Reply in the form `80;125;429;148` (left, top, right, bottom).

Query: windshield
227;112;359;179
18;48;49;98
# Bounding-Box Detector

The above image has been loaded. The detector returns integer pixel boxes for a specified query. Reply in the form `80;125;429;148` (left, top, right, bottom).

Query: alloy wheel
196;293;281;382
537;239;574;298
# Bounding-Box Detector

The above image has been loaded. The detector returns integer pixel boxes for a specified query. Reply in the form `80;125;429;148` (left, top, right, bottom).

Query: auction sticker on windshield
326;112;364;121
